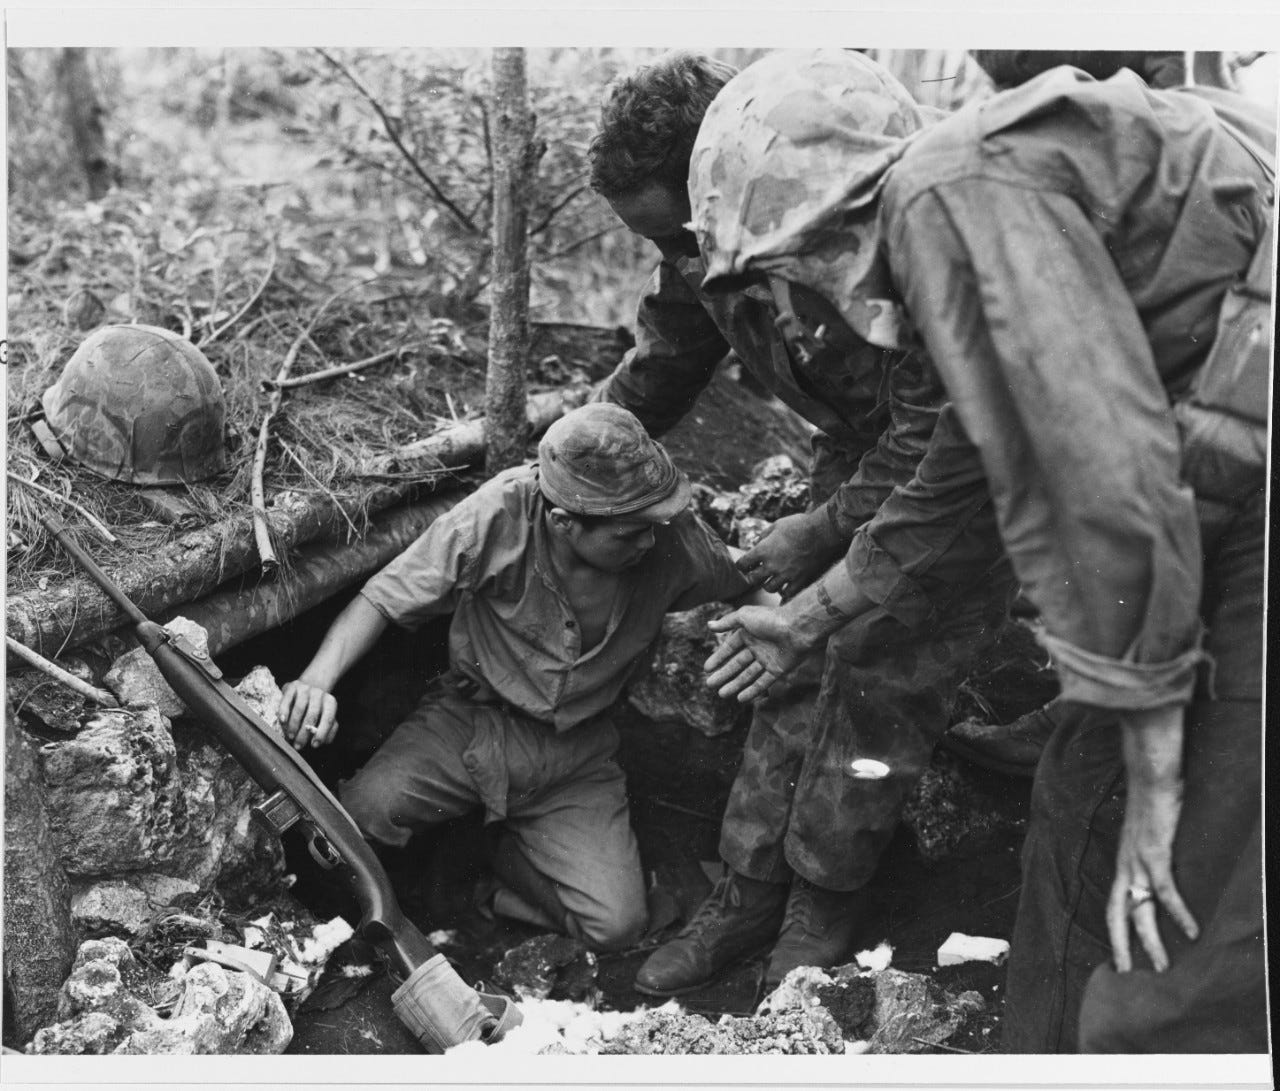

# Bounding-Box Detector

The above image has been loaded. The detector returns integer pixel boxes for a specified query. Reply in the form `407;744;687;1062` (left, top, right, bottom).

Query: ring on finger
1127;884;1154;910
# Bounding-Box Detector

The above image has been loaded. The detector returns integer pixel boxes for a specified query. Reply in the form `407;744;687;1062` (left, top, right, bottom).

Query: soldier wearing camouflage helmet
35;323;228;486
590;49;1020;998
688;48;1273;1052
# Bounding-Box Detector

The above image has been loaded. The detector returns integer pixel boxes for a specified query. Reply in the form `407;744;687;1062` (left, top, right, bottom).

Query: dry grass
5;183;489;596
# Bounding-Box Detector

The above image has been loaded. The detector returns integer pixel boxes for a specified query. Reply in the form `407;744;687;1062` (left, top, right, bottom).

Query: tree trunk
484;48;542;472
54;48;112;200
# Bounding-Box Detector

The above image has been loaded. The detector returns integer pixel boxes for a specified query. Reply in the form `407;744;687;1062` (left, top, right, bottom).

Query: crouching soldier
278;404;754;950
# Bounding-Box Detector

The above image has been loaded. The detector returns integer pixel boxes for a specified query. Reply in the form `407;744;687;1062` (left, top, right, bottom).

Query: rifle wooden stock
45;515;438;980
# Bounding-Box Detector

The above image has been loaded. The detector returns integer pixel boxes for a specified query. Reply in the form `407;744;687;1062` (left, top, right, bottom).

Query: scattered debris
7;657;100;735
447;996;647;1057
296;918;355;967
4;636;119;708
901;749;1025;862
937;933;1010;967
71;875;201;937
493;935;599;1004
237;911;352;1002
601;987;846;1056
854;942;894;973
862;968;986;1054
692;453;810;549
26;937;293;1055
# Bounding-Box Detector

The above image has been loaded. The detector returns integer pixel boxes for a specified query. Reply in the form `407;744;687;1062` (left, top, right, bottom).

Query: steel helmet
39;324;228;485
688;49;926;350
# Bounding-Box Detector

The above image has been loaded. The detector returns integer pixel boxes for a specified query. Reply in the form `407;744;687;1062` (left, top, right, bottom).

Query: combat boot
941;701;1064;778
633;870;787;997
763;878;866;990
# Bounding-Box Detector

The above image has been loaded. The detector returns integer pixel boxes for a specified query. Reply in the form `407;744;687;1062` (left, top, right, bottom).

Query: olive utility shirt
880;74;1275;708
602;256;1001;631
359;464;751;731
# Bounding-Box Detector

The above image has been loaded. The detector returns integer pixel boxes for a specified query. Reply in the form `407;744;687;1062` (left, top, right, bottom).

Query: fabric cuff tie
1034;624;1212;710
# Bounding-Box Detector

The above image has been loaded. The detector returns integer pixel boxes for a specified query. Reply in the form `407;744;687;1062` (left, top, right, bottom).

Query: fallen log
6;387;584;655
365;385;587;474
158;493;463;658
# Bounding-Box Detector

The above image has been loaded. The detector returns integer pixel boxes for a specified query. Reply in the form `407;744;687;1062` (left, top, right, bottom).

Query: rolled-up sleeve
597;261;731;437
884;177;1204;709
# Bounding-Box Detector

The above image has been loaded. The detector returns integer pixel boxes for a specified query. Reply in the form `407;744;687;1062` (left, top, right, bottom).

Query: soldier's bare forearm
299;594;390;691
783;563;875;649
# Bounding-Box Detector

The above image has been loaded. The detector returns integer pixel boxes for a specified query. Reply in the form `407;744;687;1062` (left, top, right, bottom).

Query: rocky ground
6;427;1049;1057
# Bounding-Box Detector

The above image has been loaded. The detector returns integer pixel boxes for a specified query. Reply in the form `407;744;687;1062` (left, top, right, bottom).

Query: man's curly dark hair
589;50;740;200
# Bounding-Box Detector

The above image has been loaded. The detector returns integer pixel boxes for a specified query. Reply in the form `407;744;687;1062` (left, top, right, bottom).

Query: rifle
42;513;520;1052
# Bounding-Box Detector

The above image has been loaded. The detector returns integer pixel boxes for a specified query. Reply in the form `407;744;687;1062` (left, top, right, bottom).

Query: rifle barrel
41;514;148;625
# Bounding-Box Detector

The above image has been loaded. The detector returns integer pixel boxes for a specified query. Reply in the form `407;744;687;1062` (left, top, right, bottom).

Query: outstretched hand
704;605;807;702
1105;706;1199;972
278;680;340;750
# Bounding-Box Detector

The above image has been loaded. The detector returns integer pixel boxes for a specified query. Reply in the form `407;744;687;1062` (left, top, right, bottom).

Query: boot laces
781;878;818;937
683;874;741;935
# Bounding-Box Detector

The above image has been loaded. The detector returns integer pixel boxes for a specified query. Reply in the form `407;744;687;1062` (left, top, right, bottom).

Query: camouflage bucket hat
689;48;926;349
538;403;691;522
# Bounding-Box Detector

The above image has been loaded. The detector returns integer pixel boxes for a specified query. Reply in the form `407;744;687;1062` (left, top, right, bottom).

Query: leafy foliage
2;46;745;586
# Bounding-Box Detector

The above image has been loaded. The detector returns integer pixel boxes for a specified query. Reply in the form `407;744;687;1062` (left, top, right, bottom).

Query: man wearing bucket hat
686;48;1272;1052
278;403;754;950
590;49;1019;998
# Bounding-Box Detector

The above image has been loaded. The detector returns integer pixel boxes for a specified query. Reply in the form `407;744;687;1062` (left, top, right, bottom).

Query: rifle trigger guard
306;829;342;870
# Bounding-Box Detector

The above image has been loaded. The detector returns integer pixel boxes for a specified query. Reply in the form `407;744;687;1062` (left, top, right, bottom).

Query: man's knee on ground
570;899;648;952
339;775;414;849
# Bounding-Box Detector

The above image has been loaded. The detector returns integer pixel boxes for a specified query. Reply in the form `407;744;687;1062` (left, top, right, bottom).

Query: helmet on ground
39;323;228;486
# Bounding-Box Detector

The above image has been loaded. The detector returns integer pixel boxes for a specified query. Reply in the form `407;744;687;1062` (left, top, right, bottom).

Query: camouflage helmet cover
41;324;228;486
689;48;926;349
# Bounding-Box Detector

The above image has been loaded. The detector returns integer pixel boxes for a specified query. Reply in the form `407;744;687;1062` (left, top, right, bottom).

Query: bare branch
266;342;425;390
199;239;279;347
5;635;119;707
529;182;590;238
315;48;480;235
536;225;623;262
250;280;372;570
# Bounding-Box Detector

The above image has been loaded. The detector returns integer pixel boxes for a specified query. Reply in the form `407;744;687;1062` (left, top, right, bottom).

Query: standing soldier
687;48;1272;1051
589;50;1017;996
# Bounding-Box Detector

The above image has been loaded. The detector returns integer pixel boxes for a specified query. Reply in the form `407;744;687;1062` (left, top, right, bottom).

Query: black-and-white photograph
3;5;1276;1085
